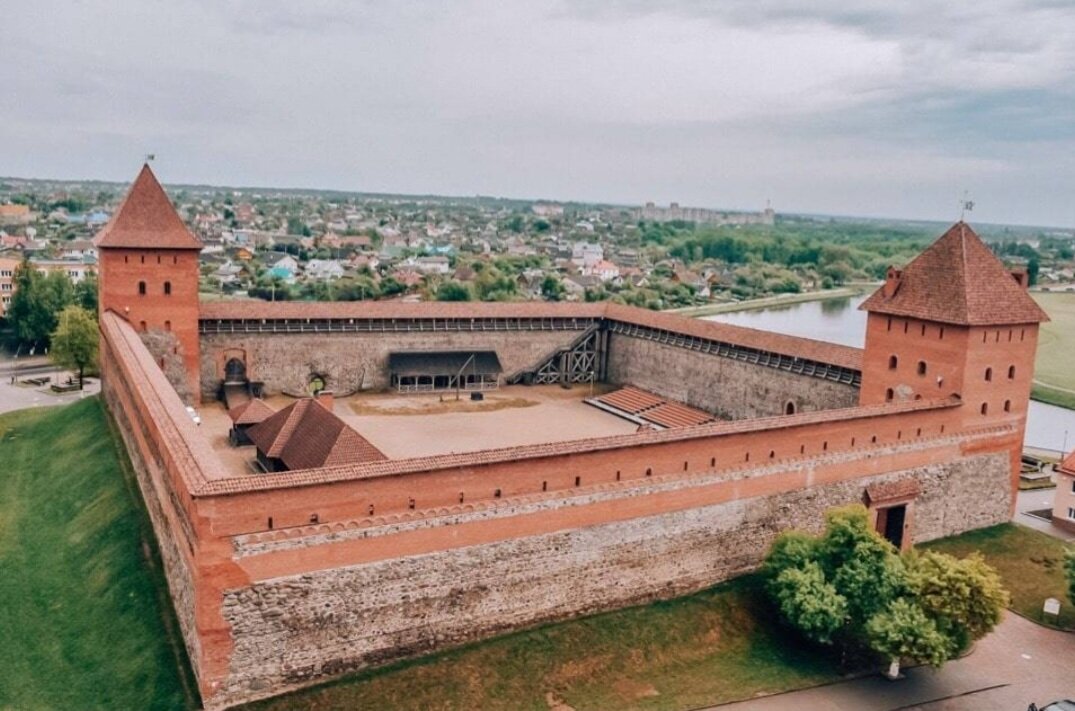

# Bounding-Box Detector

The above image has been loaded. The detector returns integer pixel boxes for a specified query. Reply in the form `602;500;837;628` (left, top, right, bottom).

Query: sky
3;0;1074;227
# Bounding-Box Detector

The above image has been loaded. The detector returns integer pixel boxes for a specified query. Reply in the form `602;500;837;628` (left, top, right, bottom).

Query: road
708;613;1074;710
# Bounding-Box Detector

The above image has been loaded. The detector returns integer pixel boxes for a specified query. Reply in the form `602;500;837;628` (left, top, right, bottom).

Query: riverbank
1032;383;1075;411
667;286;865;318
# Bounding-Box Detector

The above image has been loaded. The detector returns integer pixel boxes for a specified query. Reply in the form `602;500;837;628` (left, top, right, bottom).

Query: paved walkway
0;352;100;413
709;613;1074;710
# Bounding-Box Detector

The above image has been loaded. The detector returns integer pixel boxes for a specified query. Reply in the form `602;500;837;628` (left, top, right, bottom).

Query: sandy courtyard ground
197;384;638;473
339;385;638;458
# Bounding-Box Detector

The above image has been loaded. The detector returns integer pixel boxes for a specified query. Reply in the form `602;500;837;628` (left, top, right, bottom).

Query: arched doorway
784;401;796;415
224;357;247;383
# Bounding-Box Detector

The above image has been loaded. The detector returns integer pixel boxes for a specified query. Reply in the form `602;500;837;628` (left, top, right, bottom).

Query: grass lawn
1033;292;1075;399
923;523;1075;630
0;398;198;711
244;576;847;711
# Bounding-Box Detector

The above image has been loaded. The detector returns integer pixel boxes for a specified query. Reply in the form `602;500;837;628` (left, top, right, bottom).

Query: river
703;294;1074;455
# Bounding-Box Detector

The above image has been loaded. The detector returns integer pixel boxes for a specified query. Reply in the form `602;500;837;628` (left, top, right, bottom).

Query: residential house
306;259;345;280
584;259;620;282
571;242;603;268
0;204;32;225
0;256;18;314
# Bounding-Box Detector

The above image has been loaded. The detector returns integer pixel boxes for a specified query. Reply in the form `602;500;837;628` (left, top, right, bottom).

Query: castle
95;166;1047;709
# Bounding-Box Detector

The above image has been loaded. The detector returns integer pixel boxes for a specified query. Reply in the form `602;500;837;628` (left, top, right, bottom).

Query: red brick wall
200;402;968;538
99;247;201;400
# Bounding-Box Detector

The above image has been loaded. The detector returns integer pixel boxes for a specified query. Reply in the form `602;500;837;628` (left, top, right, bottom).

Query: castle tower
859;222;1048;494
94;164;202;401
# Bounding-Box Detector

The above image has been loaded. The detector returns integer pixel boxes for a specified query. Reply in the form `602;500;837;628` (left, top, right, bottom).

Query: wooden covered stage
388;350;503;393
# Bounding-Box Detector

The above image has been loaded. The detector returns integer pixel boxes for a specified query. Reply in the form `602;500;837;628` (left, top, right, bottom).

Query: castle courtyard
200;384;641;471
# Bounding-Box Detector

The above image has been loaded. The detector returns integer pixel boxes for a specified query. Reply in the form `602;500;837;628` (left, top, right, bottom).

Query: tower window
164;320;171;331
139;321;146;332
985;367;992;382
917;361;927;376
887;317;892;332
1008;365;1016;380
138;281;146;295
921;324;926;336
888;355;898;370
140;255;145;264
885;388;894;402
1004;400;1011;413
164;281;172;295
980;403;989;415
939;327;944;340
785;401;796;415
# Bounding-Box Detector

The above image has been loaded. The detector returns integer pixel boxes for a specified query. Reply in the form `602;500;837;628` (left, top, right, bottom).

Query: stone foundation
213;450;1009;707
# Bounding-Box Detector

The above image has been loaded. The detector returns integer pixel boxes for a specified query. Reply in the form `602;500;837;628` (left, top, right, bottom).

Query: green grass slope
0;398;197;711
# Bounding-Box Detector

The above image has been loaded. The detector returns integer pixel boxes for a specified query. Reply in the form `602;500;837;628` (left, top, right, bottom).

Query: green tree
6;260;75;348
379;276;406;297
74;273;98;312
1027;257;1040;286
50;305;98;388
1064;548;1075;607
541;275;565;302
905;550;1007;655
436;281;471;301
770;561;847;644
763;504;1007;675
864;598;949;671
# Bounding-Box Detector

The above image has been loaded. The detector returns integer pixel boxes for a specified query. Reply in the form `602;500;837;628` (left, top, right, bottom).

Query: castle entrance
224;357;247;383
875;504;906;548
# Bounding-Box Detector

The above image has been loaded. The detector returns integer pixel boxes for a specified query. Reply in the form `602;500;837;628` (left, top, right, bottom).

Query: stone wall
214;449;1009;706
606;332;859;418
198;329;587;398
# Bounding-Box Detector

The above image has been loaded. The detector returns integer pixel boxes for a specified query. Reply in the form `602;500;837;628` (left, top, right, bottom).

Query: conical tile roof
860;222;1048;326
93;164;202;249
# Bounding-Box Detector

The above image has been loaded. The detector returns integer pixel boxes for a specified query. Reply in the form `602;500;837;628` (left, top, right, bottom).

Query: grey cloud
1;0;1073;227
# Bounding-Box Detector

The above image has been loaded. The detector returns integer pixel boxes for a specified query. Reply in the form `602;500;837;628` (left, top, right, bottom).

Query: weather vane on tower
960;190;974;220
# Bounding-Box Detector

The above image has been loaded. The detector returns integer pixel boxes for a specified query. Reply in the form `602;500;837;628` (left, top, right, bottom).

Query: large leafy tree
50;305;98;388
906;550;1007;655
6;259;75;349
435;281;471;302
763;504;1007;675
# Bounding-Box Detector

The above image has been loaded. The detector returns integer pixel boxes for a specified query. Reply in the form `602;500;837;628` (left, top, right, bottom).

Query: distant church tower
94;164;202;401
859;222;1048;491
